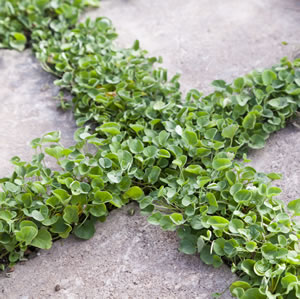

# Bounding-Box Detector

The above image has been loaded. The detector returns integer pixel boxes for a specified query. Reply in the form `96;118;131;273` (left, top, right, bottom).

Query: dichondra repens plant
0;1;300;298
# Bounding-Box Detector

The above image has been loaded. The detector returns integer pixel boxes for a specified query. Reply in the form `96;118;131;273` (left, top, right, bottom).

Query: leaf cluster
0;0;100;51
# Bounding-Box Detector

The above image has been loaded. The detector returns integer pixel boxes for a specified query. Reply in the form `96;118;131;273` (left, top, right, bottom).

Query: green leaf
207;192;218;213
241;259;256;277
241;288;266;299
148;166;161;184
45;146;64;159
99;122;121;136
226;170;236;185
170;213;184;225
124;186;144;200
147;212;162;225
20;220;38;230
234;95;250;106
94;191;113;203
18;193;32;207
212;80;226;90
110;196;124;208
230;281;251;295
118;150;133;170
5;182;19;193
133;39;140;50
200;245;214;265
242;112;256;129
262;70;277;86
129;139;144;154
63;205;79;224
157;149;170;158
139;196;153;209
31;210;45;221
183;129;198;146
89;204;107;217
204;128;217;140
234;189;252;203
143;146;158;158
172;155;187;168
158;131;170;145
42;131;61;143
214;238;225;256
16;226;38;245
31;228;52;250
190;215;203;230
208;216;229;230
197;237;205;253
222;124;239;139
107;170;122;184
179;236;197;254
99;157;112;168
212;158;232;171
118;176;131;191
0;211;14;222
184;165;203;175
50;217;71;238
268;97;290;109
233;77;245;90
281;273;298;289
229;219;244;234
129;123;144;134
212;255;223;268
159;215;176;231
9;252;20;263
261;243;288;260
9;32;27;51
245;241;257;252
70;181;81;195
287;198;300;216
267;172;282;180
73;220;96;240
52;189;70;202
248;134;265;149
267;186;281;197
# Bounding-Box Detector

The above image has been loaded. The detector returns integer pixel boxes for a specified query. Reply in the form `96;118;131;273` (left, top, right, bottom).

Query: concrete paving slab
0;50;76;176
0;0;300;298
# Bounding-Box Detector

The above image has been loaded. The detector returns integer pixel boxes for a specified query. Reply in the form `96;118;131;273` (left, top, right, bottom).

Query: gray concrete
0;50;76;175
0;0;300;298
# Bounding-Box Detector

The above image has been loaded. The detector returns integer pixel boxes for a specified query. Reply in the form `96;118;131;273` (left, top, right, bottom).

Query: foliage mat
0;1;299;298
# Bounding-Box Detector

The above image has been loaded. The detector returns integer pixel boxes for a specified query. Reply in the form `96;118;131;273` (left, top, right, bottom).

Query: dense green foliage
0;0;100;50
1;1;300;298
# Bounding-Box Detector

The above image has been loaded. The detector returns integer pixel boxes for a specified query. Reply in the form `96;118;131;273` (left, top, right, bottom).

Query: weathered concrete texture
0;0;300;298
0;50;76;176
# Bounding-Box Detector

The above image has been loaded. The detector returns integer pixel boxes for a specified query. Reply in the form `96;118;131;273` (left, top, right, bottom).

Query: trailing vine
0;1;300;298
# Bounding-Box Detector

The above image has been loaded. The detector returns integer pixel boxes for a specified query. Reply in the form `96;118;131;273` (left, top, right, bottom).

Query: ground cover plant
0;1;300;298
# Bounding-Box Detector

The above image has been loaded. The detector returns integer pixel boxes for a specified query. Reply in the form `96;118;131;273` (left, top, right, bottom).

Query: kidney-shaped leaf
212;158;232;171
31;228;52;250
208;216;229;230
287;198;300;217
16;226;38;245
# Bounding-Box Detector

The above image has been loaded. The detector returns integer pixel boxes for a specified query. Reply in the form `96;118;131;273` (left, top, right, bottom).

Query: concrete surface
0;51;76;175
0;0;300;298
